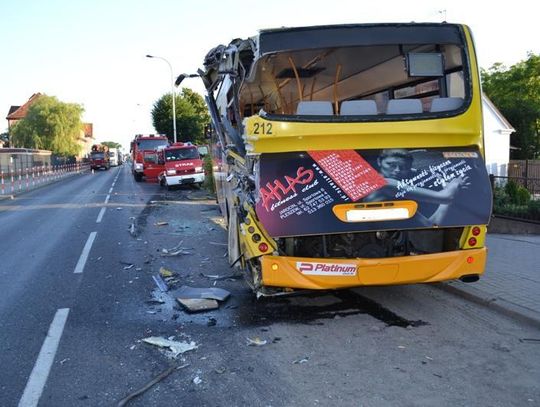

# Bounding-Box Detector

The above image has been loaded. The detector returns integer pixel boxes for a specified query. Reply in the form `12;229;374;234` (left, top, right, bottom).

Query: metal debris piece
161;240;191;256
214;367;226;374
177;298;219;313
246;337;267;346
117;363;189;407
155;221;169;226
159;267;175;278
142;337;198;358
152;275;169;292
193;376;202;385
292;357;309;364
209;241;227;246
129;223;137;236
123;264;134;270
176;286;230;301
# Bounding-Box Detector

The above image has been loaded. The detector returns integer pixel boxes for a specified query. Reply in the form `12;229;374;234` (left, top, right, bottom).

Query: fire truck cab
158;142;205;189
130;134;169;182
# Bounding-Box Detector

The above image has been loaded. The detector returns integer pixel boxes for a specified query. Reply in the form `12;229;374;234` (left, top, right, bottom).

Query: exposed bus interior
236;43;468;120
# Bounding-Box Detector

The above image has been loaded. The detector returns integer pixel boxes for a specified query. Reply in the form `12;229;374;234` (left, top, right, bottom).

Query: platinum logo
296;261;357;276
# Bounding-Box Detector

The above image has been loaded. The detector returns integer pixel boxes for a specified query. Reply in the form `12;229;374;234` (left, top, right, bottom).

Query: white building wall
483;101;511;177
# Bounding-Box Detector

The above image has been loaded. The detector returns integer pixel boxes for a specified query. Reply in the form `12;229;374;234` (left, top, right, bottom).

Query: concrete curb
435;282;540;330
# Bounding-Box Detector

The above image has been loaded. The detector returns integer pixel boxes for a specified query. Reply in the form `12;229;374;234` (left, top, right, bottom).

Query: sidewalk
442;234;540;328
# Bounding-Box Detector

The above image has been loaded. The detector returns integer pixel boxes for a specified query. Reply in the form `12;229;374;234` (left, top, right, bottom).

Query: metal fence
0;163;90;196
490;174;540;223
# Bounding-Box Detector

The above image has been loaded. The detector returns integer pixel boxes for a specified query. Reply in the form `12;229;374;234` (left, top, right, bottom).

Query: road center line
18;308;70;407
74;232;97;274
108;187;113;193
96;207;106;223
104;194;110;204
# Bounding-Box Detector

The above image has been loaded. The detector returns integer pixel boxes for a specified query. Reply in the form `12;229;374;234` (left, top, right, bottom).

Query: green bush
202;154;215;193
515;186;531;205
504;180;519;202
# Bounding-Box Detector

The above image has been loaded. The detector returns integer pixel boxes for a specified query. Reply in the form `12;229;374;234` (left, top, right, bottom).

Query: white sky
1;0;538;150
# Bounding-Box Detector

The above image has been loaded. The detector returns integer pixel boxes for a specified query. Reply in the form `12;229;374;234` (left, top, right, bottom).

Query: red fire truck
130;134;169;182
90;144;110;170
158;142;205;189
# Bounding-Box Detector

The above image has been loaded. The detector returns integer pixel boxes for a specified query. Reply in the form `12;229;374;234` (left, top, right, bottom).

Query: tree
10;95;84;156
481;53;540;159
151;88;210;144
101;141;122;149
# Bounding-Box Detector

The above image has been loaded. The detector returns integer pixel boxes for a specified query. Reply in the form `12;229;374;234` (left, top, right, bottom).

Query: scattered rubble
142;336;198;358
176;286;230;301
177;298;219;312
152;275;169;292
246;337;267;346
117;363;189;407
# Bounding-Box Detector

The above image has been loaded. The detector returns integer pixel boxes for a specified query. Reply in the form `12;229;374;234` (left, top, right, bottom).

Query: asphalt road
0;165;538;407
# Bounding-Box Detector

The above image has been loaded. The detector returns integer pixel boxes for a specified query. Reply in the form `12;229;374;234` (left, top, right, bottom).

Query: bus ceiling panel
257;24;464;55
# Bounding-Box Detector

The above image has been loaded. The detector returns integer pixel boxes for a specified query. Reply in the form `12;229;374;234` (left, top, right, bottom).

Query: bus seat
386;99;423;114
430;97;464;112
296;101;334;115
340;100;378;115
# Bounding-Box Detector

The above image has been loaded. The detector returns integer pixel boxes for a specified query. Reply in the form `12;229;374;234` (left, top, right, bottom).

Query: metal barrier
0;163;90;196
490;174;540;223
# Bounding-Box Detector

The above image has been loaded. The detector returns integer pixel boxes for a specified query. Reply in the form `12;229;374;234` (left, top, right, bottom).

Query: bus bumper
260;248;487;289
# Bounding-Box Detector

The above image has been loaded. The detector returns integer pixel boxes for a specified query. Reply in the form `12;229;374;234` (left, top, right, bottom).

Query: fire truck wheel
134;173;143;182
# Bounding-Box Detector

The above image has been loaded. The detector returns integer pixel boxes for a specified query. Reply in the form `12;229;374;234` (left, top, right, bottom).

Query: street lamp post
146;54;177;143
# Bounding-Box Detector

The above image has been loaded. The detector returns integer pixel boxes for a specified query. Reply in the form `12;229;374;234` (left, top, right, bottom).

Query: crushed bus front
196;23;492;295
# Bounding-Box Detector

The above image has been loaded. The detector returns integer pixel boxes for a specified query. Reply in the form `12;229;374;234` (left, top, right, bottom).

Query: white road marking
96;207;106;223
104;194;110;204
74;232;97;274
108;187;113;193
18;308;70;407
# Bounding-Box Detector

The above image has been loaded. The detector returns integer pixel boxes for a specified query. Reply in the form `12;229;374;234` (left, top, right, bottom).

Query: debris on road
246;337;267;346
155;221;169;226
176;286;230;301
129;223;137;236
193;376;202;385
116;207;123;210
161;240;191;256
152;275;169;292
117;363;189;407
123;264;134;270
177;298;219;312
142;337;198;358
292;357;309;364
209;241;227;246
207;317;217;326
159;267;175;278
214;367;226;374
199;272;242;281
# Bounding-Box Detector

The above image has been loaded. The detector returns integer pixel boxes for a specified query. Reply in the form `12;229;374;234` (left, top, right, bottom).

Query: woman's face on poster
378;155;412;179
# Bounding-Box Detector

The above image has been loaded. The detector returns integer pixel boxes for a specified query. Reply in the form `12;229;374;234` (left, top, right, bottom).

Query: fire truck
90;144;110;170
130;134;169;182
157;142;205;190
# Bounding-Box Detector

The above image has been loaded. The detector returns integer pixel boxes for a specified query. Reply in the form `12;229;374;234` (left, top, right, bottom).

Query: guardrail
0;163;90;196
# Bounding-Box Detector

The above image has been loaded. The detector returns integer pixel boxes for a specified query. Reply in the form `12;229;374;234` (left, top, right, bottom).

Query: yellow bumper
261;248;486;290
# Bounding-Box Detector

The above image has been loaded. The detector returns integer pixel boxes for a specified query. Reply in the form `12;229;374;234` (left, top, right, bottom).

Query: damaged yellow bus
194;23;491;295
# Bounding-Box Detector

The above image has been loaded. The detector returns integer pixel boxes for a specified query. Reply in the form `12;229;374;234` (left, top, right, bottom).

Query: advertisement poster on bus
255;147;492;237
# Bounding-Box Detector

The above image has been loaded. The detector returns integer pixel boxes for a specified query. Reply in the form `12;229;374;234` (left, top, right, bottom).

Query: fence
0;163;90;196
490;174;540;223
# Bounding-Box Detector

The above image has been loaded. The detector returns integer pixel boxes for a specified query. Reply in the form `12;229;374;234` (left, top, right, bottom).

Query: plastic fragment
142;336;198;358
246;337;267;346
